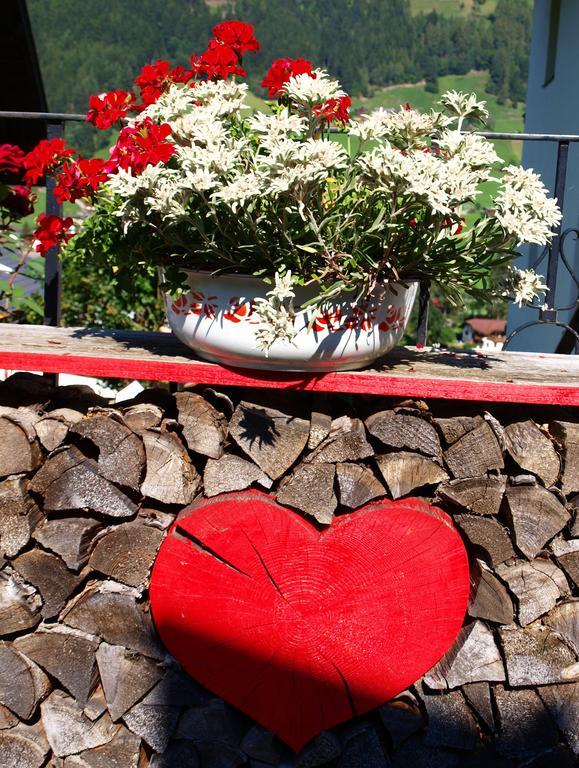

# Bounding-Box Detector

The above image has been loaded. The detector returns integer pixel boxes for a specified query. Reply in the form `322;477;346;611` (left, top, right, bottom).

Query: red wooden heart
150;490;468;750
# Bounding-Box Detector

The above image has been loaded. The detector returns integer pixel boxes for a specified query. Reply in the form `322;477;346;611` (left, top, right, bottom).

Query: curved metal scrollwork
503;226;579;352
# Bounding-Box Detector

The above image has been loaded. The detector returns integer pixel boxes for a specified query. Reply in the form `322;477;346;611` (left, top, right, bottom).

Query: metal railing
2;111;578;352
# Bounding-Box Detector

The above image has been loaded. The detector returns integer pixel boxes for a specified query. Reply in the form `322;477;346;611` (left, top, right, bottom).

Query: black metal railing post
43;120;64;327
416;282;430;346
540;139;569;322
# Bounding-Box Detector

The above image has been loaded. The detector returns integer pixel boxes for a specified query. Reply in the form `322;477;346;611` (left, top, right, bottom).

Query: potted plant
24;21;560;371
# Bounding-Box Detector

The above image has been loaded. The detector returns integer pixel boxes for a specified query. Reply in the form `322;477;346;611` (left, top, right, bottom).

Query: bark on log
14;627;99;707
336;463;385;509
203;454;272;498
121;403;163;435
0;477;42;558
444;422;504;479
537;683;579;755
462;682;495;731
71;415;145;491
544;600;579;656
149;741;200;768
468;559;514;625
0;642;51;719
504;421;560;487
229;401;310;480
62;583;163;659
0;568;41;637
308;399;332;450
175;392;228;459
365;411;442;460
423;620;505;689
277;463;337;524
494;686;559;759
0;724;50;768
499;623;579;686
122;686;180;753
376;452;448;500
549;421;579;495
435;416;484;447
30;447;138;519
306;417;374;464
0;704;18;729
421;690;478;751
41;690;117;757
12;549;83;619
453;515;515;566
62;724;142;768
89;521;164;588
505;485;570;559
378;693;423;749
551;538;579;587
141;429;200;505
96;643;162;721
496;558;569;626
35;407;83;453
0;416;41;477
437;476;506;517
33;517;102;572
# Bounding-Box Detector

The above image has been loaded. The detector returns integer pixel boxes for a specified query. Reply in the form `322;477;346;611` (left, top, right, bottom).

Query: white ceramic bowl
164;271;417;372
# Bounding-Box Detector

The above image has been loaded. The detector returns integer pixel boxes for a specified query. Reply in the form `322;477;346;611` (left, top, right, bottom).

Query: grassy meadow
410;0;497;16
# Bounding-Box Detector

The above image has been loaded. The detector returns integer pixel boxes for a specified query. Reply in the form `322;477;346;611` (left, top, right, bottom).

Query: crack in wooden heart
150;490;469;750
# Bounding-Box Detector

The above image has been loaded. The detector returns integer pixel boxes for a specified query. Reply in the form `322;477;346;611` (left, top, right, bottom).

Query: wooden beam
0;325;578;405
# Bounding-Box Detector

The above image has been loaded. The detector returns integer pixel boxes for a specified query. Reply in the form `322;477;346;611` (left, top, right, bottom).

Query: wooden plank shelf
1;324;578;405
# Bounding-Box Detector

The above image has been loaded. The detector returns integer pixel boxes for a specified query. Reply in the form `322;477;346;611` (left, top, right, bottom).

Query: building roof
464;318;507;336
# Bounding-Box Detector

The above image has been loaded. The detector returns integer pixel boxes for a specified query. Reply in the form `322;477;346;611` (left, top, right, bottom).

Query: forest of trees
28;0;532;138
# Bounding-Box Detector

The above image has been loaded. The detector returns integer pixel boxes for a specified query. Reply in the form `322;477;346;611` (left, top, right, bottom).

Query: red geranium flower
86;90;136;130
23;139;75;185
190;42;246;81
212;21;259;56
32;214;74;255
135;60;194;107
107;118;175;174
313;95;351;125
0;144;25;175
1;185;35;219
54;158;109;203
261;58;314;98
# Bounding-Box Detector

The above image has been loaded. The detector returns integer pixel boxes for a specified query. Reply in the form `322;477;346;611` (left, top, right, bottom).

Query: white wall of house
506;0;579;352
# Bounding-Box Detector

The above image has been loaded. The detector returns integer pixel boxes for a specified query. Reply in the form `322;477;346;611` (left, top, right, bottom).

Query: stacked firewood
0;372;577;768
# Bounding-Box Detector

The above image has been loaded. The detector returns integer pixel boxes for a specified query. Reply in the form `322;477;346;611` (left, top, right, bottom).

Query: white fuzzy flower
253;271;297;353
135;83;196;124
356;143;408;189
300;138;348;169
495;165;562;245
248;109;306;140
283;68;345;105
437;130;501;169
439;90;489;123
501;267;549;307
191;79;249;115
211;172;263;211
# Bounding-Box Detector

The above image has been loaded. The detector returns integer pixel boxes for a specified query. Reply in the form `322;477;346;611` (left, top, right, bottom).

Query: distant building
462;318;506;351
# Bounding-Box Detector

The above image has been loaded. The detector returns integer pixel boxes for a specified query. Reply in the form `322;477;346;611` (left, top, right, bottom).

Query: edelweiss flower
211;172;263;211
439;90;489;123
501;267;549;307
248;109;306;140
135;83;195;124
495;165;562;245
437;130;501;169
191;79;249;115
253;270;297;353
300;138;348;169
283;68;345;105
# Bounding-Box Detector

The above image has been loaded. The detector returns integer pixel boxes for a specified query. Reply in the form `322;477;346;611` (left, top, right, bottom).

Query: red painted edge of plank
1;350;578;406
